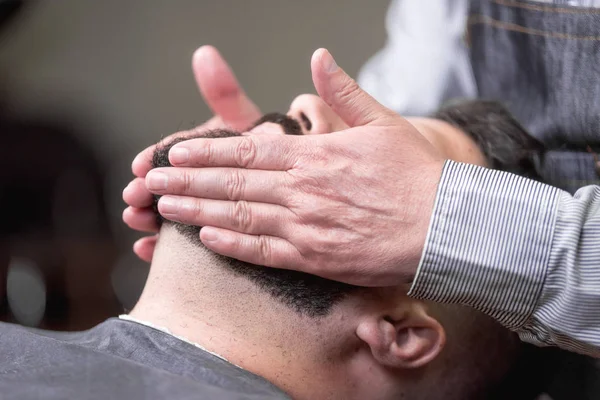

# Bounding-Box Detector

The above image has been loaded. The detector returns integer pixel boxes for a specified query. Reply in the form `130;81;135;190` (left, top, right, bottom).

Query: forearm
527;187;600;355
406;100;600;357
410;161;600;357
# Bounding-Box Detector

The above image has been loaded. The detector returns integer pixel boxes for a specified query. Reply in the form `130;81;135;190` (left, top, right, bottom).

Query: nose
287;94;349;135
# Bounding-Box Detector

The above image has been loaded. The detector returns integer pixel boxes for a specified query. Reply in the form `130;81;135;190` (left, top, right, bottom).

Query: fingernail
170;147;190;164
201;228;219;242
321;49;338;73
147;172;168;190
158;196;179;215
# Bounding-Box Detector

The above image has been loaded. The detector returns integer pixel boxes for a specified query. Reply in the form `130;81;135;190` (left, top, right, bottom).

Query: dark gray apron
468;2;600;398
468;0;600;195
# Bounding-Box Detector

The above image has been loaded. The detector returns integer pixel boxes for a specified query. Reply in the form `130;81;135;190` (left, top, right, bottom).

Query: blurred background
2;2;600;399
0;0;388;330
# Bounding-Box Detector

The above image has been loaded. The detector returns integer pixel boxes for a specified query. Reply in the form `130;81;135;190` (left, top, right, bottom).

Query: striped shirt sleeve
409;160;600;357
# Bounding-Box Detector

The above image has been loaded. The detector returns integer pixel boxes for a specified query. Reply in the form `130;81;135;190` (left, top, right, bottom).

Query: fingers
132;45;260;178
145;167;288;204
131;115;224;177
132;144;157;178
123;206;160;233
133;235;158;263
157;197;294;237
193;46;261;130
200;227;304;269
311;48;395;128
167;133;304;170
123;177;154;208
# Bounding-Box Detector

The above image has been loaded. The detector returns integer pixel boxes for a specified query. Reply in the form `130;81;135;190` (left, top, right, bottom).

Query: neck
129;230;359;399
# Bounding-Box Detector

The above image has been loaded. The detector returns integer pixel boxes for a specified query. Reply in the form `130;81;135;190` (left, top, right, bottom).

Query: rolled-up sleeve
409;160;600;357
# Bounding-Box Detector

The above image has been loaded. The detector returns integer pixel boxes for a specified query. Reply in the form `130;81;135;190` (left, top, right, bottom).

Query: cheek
344;346;406;400
456;140;488;167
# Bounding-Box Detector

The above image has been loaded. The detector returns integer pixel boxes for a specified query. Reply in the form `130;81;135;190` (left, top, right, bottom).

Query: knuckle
312;239;331;259
233;137;258;168
181;171;196;194
189;200;204;221
256;235;273;265
224;170;246;200
300;228;335;259
230;200;252;231
203;140;215;166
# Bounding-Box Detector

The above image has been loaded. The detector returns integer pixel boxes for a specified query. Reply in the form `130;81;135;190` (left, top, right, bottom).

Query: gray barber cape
0;318;289;400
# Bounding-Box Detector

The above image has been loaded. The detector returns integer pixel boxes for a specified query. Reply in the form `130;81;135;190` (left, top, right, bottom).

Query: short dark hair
152;129;358;318
433;100;545;180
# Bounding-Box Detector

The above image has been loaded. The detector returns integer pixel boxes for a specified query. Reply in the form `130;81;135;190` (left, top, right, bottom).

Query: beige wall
0;0;388;304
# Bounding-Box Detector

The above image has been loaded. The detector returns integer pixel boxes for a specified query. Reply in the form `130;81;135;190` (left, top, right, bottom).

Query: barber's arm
131;49;600;358
409;102;600;357
410;160;600;357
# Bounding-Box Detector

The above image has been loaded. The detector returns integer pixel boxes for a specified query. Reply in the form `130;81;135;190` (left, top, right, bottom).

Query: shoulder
0;320;290;400
0;321;54;350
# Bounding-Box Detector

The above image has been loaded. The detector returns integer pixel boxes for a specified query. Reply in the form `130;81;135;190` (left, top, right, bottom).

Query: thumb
311;48;396;127
192;46;261;130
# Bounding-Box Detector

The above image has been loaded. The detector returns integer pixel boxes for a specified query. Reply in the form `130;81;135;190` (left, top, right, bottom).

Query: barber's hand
122;45;261;262
146;49;445;286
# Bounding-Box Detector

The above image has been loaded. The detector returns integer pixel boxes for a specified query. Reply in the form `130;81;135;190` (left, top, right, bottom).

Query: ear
356;303;446;369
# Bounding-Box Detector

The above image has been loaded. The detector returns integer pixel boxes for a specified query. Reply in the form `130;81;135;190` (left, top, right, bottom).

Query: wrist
402;155;446;286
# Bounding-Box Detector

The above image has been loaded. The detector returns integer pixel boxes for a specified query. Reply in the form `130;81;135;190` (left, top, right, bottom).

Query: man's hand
122;45;261;262
143;49;445;286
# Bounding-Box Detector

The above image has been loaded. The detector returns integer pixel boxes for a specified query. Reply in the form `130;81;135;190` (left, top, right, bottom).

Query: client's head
151;127;357;318
132;102;551;400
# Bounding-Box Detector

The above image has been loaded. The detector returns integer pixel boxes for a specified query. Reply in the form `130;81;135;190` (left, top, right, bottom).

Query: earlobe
356;308;446;369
